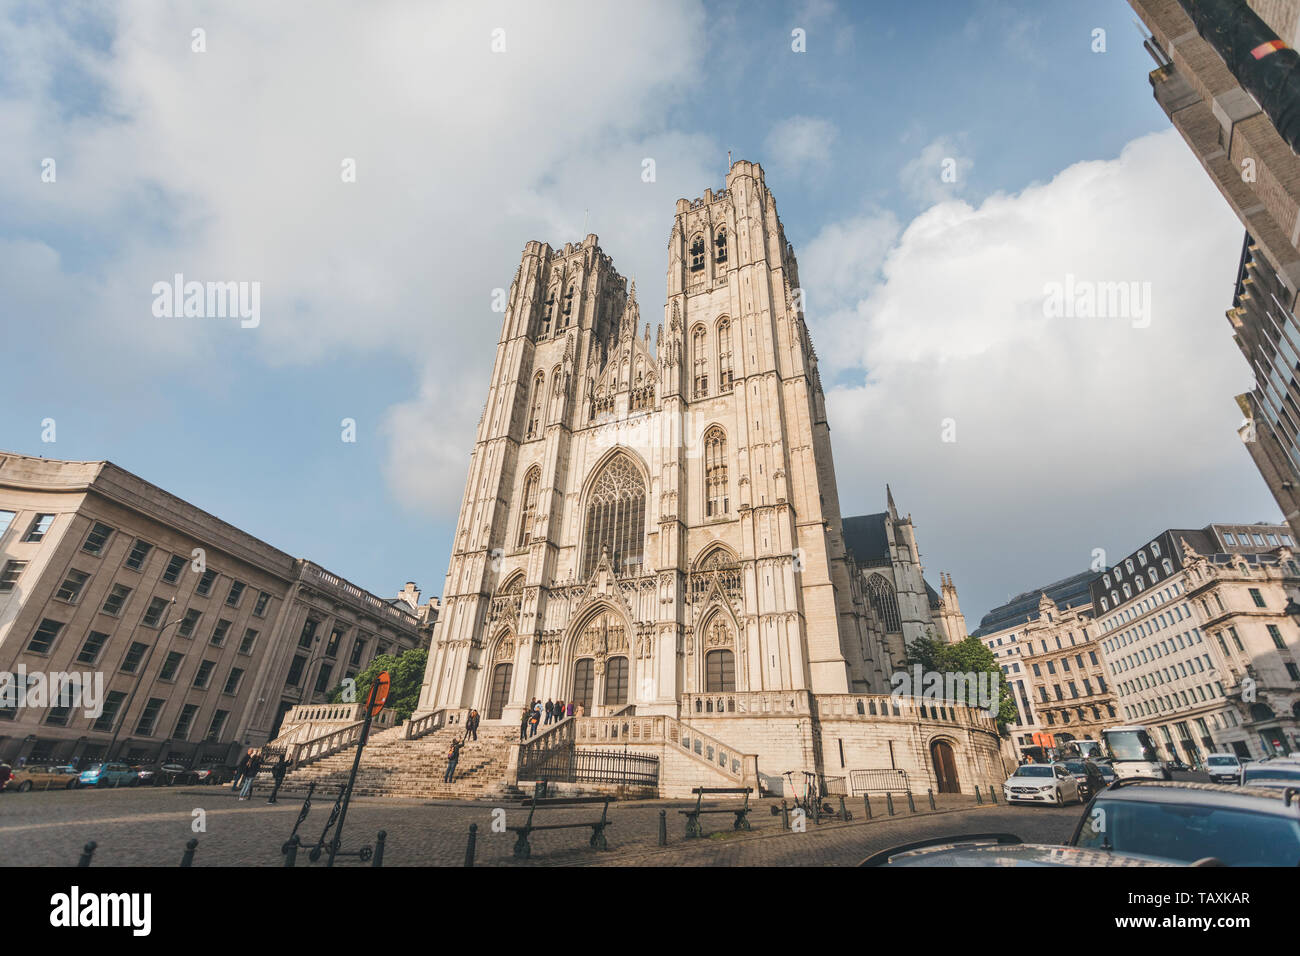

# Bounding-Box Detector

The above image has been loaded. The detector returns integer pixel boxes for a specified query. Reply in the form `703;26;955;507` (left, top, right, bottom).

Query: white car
1239;758;1300;791
1204;752;1243;785
1003;763;1082;807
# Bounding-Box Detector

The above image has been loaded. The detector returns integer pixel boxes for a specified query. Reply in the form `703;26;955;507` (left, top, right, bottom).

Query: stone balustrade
682;690;812;717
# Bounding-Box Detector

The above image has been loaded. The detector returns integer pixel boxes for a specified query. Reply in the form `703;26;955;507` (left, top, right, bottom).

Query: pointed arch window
561;283;576;328
704;426;729;517
867;574;902;633
526;373;545;439
715;228;728;264
581;454;646;577
692;326;708;398
517;467;540;548
717;318;734;392
690;235;705;271
541;286;557;337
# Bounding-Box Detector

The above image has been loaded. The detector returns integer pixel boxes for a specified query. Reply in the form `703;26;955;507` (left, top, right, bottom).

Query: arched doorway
572;659;595;714
487;663;512;720
705;648;735;692
604;656;629;706
931;739;960;793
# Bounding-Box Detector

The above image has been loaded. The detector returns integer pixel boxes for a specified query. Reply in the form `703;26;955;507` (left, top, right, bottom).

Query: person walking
232;748;253;792
444;737;464;783
266;753;288;804
238;749;262;801
544;698;554;725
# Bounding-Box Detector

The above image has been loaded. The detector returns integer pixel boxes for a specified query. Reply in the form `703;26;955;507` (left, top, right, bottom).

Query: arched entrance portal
487;663;513;720
931;739;960;793
572;659;595;714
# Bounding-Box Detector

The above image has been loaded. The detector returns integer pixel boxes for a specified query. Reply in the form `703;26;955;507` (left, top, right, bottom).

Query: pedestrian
232;747;253;792
566;700;574;718
266;753;287;804
467;709;479;741
444;737;464;783
555;699;565;722
575;702;584;718
544;698;554;725
529;705;541;738
520;707;530;742
238;749;262;801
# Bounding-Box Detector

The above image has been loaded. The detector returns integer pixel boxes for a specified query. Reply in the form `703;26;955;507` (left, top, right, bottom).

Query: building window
286;655;306;687
714;228;728;264
159;651;184;681
124;539;153;570
77;631;110;665
223;668;245;695
210;619;231;647
560;283;576;328
350;638;367;667
195;569;218;596
580;454;646;577
526;373;545;439
253;591;271;617
299;619;319;649
717;318;734;392
0;510;13;539
314;663;334;695
1249;588;1266;608
225;581;246;608
92;692;126;733
326;626;344;658
82;522;114;555
517;467;541;548
0;559;27;593
134;698;165;736
101;583;133;617
162;554;187;584
705;649;736;692
867;574;902;632
690;234;705;271
172;704;199;740
55;569;90;604
604;656;629;705
25;514;55;542
204;710;229;743
177;608;202;638
541;285;556;337
193;660;215;689
692;326;708;398
239;629;258;655
120;642;149;674
27;618;64;654
704;426;729;517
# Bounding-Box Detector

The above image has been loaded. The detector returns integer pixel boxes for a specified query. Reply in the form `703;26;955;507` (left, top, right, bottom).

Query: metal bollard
780;800;789;831
928;788;936;811
464;822;478;867
863;794;872;819
180;838;198;867
78;841;97;867
990;786;998;805
906;791;916;813
886;792;895;816
975;785;983;805
372;830;386;867
658;809;667;846
282;835;300;867
838;795;848;821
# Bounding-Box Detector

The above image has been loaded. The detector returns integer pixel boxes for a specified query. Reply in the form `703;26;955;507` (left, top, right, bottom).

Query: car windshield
1243;766;1300;783
1015;767;1055;778
1064;762;1088;773
1104;730;1159;762
1074;796;1300;865
1207;757;1238;767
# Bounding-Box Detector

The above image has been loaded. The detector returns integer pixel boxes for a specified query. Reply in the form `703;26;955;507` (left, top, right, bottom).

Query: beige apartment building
1129;0;1300;543
1094;522;1300;762
0;452;431;768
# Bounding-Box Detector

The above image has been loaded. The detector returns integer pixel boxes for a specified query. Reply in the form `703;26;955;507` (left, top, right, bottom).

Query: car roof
1094;780;1300;814
864;841;1178;867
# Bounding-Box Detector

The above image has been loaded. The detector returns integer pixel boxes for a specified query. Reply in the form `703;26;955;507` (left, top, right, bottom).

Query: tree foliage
901;633;1019;730
327;647;427;722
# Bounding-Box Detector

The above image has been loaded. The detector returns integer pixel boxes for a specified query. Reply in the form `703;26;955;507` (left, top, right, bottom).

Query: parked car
5;765;80;791
1238;758;1300;791
861;832;1180;866
136;763;198;787
1062;759;1109;800
1069;780;1300;866
77;762;139;788
191;765;236;786
1003;762;1082;806
1092;760;1118;786
1205;753;1244;785
1165;758;1191;773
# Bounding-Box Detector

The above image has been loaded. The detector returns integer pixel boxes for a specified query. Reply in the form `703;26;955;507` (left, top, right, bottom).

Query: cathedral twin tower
416;161;898;726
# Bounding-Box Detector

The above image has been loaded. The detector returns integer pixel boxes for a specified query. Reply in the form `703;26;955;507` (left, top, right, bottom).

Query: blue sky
0;0;1277;626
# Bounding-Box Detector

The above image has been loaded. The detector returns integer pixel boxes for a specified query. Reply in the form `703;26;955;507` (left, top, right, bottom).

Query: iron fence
518;743;659;787
849;768;911;793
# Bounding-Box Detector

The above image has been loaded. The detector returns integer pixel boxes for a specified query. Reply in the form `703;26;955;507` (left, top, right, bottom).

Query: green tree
901;632;1018;730
327;647;428;722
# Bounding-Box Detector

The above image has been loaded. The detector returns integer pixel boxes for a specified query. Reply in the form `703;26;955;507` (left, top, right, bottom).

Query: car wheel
65;779;76;790
17;781;32;793
1054;788;1063;807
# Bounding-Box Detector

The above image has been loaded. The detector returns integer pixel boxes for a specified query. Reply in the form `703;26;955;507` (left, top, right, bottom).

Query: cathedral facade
416;161;998;793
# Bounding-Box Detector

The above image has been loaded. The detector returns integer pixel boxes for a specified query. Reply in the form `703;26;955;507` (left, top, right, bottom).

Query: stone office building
0;452;429;767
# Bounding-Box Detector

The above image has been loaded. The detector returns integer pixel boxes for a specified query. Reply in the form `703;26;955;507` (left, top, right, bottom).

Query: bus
1101;725;1169;780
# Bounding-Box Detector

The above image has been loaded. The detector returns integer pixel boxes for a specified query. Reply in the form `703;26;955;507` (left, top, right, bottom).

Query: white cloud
764;115;838;176
806;130;1279;621
898;135;973;206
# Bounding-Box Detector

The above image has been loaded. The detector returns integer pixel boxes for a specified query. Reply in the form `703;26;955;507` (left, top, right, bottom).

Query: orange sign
368;671;391;716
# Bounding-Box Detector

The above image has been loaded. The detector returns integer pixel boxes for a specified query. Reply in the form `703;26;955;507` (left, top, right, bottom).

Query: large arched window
572;658;595;712
526;373;545;439
604;656;629;705
561;282;576;328
704;426;729;517
867;574;902;632
517;467;540;548
690;235;705;271
717;318;734;392
581;454;646;576
706;648;736;692
692;326;708;398
541;286;556;337
714;228;728;264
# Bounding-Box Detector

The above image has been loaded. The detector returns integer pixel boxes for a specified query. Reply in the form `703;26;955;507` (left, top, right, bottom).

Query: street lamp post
105;600;184;762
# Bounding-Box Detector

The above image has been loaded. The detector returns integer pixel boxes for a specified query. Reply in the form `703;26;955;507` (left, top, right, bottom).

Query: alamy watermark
890;664;1000;718
1043;274;1151;329
0;666;104;718
151;274;260;328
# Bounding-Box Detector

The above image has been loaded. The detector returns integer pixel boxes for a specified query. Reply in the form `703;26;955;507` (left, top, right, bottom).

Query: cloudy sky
0;0;1279;629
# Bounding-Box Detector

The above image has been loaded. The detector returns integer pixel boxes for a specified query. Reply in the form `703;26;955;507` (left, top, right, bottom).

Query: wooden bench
508;785;612;859
679;786;753;838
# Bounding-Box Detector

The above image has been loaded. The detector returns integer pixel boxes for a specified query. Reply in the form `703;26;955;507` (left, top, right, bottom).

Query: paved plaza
0;784;1085;867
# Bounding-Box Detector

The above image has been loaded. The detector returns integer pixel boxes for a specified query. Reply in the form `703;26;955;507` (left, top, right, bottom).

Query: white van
1204;752;1242;785
1101;725;1170;780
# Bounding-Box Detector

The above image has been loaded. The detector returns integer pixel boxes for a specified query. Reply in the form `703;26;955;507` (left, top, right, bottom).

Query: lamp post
105;600;184;762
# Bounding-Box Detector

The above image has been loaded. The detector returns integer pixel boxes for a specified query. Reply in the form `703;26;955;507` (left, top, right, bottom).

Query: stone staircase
279;723;525;801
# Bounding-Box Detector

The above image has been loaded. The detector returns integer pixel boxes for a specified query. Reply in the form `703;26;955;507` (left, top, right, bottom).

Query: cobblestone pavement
0;784;1085;867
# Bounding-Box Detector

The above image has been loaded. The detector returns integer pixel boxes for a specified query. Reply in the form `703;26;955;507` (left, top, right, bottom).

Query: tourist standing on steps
520;708;530;741
444;737;464;783
238;749;262;801
466;709;479;741
566;700;575;718
554;699;565;722
528;705;541;737
267;753;287;804
544;698;554;725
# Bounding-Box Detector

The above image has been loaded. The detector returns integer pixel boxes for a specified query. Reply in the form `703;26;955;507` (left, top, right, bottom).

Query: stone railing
269;702;394;751
285;721;365;768
300;561;417;628
574;714;757;785
682;690;812;718
816;694;999;735
405;707;465;740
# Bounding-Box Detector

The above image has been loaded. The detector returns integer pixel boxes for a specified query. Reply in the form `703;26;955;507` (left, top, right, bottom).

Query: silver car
1003;762;1082;806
